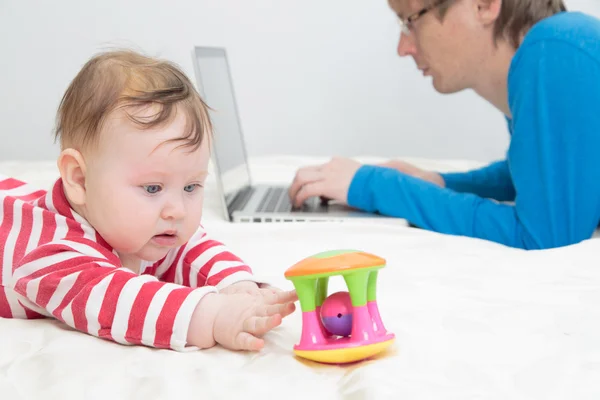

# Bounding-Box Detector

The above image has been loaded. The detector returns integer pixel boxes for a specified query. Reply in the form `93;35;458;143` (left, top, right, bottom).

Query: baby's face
82;106;210;265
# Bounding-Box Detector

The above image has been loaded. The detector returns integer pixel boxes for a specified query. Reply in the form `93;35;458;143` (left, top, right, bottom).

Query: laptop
191;46;391;223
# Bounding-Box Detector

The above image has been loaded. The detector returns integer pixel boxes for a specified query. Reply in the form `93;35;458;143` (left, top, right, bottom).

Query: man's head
55;50;212;265
389;0;566;93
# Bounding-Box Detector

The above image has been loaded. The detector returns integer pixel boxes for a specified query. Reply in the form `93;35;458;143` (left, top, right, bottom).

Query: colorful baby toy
284;249;395;364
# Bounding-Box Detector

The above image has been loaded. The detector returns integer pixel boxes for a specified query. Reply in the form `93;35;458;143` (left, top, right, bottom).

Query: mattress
1;156;599;400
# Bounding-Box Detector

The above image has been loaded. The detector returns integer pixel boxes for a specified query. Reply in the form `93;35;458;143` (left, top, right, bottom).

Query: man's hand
378;159;445;187
288;157;362;208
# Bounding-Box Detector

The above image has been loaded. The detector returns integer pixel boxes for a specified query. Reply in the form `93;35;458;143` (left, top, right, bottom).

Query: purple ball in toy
320;291;353;337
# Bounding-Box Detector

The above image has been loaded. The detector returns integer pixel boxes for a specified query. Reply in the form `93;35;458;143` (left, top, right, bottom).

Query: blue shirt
347;11;600;250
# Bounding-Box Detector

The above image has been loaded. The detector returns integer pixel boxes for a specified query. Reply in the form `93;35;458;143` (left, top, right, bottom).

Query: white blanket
1;156;599;400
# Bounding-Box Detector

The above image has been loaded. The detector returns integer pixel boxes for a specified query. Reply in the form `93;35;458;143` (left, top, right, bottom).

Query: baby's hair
54;49;211;152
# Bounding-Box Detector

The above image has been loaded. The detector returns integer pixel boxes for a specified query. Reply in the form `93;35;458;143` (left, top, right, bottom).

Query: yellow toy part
293;338;395;364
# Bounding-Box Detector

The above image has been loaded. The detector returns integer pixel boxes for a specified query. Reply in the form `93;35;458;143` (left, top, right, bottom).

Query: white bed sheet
1;156;599;400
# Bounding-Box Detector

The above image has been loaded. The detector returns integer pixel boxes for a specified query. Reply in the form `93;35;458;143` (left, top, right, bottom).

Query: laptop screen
192;47;251;203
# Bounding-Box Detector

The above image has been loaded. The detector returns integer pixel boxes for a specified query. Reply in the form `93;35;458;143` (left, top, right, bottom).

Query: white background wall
1;0;599;163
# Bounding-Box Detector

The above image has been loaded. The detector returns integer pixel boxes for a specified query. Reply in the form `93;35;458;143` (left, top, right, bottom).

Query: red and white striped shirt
0;175;255;351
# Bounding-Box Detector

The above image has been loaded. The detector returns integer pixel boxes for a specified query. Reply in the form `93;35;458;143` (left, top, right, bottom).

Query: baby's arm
154;225;261;290
148;227;297;350
186;289;297;351
11;237;215;351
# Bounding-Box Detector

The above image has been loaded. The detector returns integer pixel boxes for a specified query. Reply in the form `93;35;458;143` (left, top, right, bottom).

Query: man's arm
347;38;600;249
440;159;516;202
375;157;515;201
348;168;532;246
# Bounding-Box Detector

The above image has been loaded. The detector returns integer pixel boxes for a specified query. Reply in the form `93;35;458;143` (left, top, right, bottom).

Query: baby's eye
143;185;162;194
184;184;201;193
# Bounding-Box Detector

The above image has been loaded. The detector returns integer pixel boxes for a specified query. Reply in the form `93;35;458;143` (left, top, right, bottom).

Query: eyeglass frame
398;0;454;35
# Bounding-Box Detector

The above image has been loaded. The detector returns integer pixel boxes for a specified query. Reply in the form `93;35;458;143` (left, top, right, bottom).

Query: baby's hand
221;280;298;305
189;282;298;351
212;290;297;351
219;280;263;296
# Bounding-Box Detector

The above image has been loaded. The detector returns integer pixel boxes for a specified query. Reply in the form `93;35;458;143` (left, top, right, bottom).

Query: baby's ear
57;148;87;206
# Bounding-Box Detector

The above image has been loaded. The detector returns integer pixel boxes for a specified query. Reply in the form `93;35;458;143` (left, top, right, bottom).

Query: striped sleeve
152;226;256;290
1;176;50;318
11;238;216;351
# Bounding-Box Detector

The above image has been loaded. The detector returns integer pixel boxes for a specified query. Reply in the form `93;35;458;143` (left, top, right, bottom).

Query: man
288;0;600;250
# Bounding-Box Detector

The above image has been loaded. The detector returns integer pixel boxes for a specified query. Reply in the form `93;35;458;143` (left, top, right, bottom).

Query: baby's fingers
262;289;298;305
259;302;296;318
279;301;296;318
234;331;264;352
243;314;282;337
258;283;282;293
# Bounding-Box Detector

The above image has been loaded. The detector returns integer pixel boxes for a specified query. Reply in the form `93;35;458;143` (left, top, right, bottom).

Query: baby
0;50;297;352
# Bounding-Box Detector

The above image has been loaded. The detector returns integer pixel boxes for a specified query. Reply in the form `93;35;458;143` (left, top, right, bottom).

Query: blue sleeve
347;39;600;249
440;160;516;202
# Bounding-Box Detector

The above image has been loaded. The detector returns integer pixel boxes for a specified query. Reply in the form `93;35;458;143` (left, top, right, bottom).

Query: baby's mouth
155;232;176;238
152;231;178;246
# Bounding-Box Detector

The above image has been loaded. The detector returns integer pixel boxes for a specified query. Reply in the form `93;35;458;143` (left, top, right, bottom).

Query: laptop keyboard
256;187;292;213
229;186;255;212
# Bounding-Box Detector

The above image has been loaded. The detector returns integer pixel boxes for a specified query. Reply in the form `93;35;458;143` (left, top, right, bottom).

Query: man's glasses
398;0;454;35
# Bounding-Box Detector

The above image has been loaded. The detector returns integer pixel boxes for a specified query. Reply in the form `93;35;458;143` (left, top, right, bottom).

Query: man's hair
54;49;211;152
491;0;567;48
408;0;567;49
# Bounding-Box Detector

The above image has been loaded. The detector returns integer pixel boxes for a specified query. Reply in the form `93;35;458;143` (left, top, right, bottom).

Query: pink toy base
294;302;394;352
